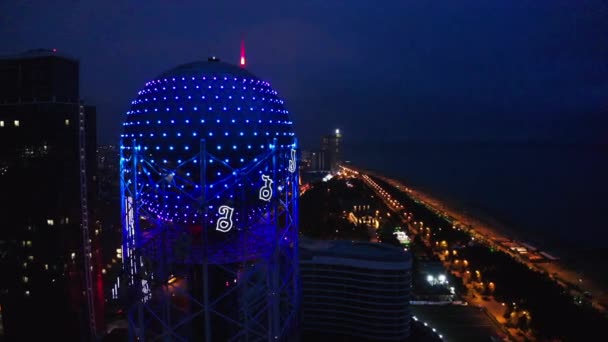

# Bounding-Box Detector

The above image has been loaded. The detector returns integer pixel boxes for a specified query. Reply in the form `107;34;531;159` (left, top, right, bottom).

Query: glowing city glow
393;231;410;245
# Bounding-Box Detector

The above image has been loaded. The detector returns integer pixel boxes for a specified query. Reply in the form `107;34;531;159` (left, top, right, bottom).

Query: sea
345;141;608;258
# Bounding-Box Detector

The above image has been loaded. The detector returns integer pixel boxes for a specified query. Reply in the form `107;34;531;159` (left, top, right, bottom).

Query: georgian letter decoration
216;205;235;232
288;149;296;173
259;174;273;202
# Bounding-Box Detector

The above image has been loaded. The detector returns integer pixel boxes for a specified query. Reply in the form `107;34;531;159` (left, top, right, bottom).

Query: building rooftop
0;48;76;62
157;59;256;80
300;238;411;263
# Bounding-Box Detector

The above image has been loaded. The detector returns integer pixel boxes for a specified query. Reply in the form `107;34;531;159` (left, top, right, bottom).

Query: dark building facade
300;130;342;173
0;49;97;340
321;129;341;172
300;239;412;341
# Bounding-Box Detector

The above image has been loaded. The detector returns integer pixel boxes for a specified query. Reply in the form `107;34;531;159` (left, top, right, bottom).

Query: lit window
44;264;48;270
0;121;4;127
23;276;28;283
65;119;70;126
25;290;30;296
28;255;34;261
71;252;76;260
14;120;19;127
47;219;54;226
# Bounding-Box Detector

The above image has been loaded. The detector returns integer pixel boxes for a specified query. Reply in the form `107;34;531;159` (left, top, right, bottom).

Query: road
342;165;607;340
349;170;520;341
353;167;607;315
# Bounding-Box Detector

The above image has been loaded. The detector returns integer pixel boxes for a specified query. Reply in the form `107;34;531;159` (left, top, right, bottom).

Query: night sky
1;1;607;147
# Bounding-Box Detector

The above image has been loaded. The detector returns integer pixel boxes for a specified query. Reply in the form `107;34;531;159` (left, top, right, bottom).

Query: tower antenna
240;39;246;67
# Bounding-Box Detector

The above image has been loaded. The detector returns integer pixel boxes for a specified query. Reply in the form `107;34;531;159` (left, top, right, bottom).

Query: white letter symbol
288;149;296;173
216;205;234;232
259;174;273;202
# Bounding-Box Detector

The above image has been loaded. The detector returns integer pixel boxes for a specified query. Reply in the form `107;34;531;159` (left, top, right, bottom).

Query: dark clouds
1;0;607;146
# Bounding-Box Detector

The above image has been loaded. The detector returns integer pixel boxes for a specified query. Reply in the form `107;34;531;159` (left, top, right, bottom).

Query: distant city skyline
1;1;607;147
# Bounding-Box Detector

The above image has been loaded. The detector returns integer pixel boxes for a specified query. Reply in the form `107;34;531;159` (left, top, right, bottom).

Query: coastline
358;169;608;312
358;164;555;253
402;182;562;256
393;177;608;283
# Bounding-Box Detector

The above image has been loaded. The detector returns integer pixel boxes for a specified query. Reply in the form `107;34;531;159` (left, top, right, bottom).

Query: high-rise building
0;49;97;340
300;150;313;171
321;129;342;172
300;238;412;341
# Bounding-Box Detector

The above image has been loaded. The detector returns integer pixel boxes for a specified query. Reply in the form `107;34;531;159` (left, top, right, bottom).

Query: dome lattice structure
120;59;299;341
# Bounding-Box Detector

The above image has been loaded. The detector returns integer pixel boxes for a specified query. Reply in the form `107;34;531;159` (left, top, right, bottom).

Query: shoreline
354;168;608;311
389;178;608;311
393;176;608;280
359;165;556;254
403;182;560;256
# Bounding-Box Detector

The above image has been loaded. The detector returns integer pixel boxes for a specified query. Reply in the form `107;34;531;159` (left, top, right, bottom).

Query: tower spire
240;39;246;67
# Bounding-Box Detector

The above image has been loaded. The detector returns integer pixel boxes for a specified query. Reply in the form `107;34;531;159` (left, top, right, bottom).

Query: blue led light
122;61;296;229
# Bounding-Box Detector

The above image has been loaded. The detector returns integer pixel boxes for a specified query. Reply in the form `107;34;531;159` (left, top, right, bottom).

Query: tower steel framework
120;135;300;341
79;102;97;340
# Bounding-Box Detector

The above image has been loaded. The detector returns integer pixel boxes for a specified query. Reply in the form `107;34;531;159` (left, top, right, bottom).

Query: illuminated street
341;165;607;341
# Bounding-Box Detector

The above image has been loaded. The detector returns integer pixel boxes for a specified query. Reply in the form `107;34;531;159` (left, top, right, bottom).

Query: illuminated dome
120;58;296;263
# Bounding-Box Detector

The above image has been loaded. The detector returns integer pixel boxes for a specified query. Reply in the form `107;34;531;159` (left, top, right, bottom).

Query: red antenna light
240;39;246;67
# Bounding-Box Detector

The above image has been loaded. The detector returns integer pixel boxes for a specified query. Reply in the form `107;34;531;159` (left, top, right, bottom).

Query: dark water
345;142;608;251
